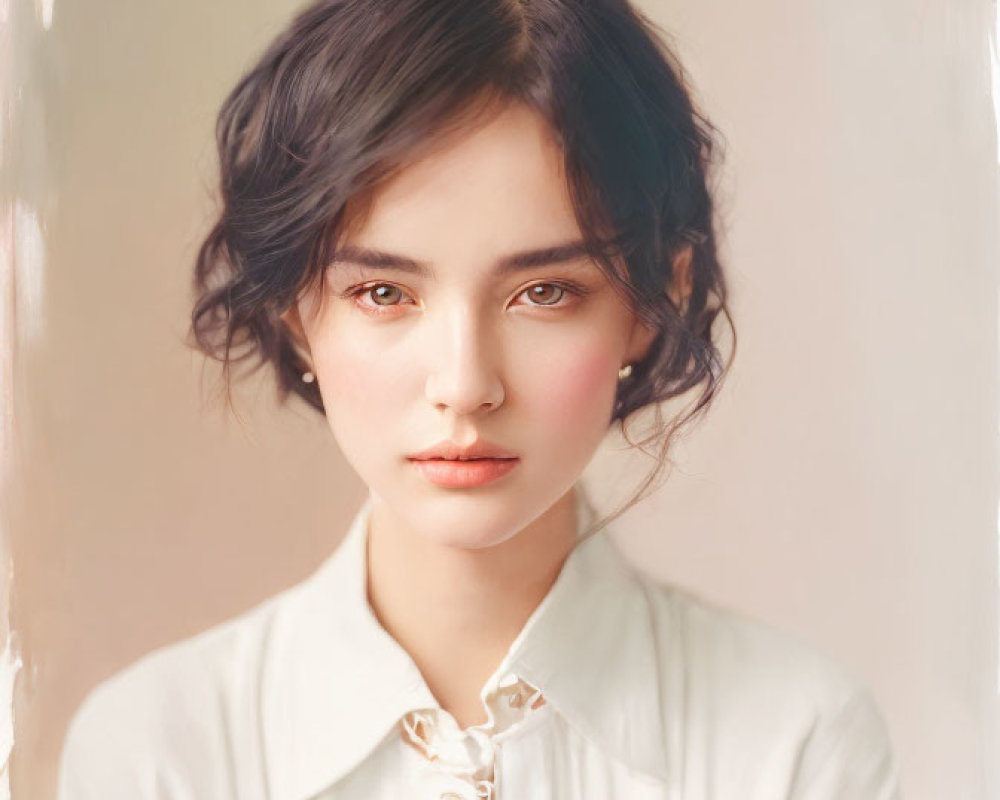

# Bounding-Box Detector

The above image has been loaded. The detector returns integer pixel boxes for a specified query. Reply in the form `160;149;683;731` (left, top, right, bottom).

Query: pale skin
283;99;691;729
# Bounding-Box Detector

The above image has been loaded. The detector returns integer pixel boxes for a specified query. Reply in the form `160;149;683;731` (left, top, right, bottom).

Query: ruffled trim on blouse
399;674;547;798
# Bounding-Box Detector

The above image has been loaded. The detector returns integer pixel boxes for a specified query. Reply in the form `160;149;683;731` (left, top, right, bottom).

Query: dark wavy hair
189;0;736;525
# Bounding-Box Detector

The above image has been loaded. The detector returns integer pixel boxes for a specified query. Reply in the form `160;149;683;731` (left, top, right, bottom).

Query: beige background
4;0;998;798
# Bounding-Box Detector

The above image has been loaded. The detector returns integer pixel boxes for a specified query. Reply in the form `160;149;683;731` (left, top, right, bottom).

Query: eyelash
340;280;592;315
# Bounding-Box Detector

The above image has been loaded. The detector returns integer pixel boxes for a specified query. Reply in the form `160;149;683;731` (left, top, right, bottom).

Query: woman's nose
423;307;505;416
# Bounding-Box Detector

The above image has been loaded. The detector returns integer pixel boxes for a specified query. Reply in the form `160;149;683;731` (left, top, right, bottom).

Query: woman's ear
624;317;658;365
624;244;695;364
279;303;310;352
667;244;693;309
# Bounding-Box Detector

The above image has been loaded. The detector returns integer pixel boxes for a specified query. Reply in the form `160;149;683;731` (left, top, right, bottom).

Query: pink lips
408;457;520;488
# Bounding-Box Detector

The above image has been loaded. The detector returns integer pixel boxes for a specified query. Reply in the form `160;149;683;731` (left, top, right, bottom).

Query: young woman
58;0;902;798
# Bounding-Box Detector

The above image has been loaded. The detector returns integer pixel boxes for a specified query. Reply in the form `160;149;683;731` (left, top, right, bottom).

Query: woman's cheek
312;316;407;411
320;353;399;420
530;345;618;433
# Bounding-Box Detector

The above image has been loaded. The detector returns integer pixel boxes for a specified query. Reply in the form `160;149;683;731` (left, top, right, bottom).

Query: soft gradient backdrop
5;0;998;798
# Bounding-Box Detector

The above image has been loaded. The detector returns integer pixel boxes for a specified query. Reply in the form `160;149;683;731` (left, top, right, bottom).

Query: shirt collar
263;487;668;800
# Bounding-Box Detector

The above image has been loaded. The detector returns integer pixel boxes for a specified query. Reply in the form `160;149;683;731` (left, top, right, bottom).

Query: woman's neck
364;487;580;730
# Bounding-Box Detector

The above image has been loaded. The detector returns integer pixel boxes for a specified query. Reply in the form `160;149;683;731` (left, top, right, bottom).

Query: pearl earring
301;371;315;383
617;364;633;380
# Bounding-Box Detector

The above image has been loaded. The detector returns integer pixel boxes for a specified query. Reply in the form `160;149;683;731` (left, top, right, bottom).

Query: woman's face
289;101;658;550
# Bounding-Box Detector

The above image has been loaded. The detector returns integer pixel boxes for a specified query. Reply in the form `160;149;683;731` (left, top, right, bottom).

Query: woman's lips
408;457;520;489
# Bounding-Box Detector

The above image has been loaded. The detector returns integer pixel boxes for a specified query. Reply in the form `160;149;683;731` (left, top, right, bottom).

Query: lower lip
408;457;520;488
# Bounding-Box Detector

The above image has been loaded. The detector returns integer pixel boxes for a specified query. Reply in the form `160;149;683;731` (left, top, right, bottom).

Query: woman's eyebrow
330;240;591;277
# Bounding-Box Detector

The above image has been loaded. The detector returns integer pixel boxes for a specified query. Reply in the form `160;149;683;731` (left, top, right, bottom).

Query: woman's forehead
338;103;580;264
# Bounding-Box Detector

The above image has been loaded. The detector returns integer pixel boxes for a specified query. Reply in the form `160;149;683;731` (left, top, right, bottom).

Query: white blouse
58;489;902;800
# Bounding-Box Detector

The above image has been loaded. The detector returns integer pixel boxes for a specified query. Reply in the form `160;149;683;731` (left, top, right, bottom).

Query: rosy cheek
317;347;391;416
327;361;371;408
529;346;617;429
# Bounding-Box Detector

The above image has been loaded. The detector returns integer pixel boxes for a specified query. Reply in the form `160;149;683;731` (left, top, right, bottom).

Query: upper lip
408;439;519;461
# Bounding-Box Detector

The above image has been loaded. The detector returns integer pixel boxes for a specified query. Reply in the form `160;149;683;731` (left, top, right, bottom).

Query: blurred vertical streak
0;0;16;793
0;0;13;794
992;6;1000;799
0;2;15;798
1;0;53;796
991;3;1000;798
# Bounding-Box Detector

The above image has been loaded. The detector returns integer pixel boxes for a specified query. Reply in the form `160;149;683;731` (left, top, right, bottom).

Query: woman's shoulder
635;573;865;704
631;574;900;797
57;581;304;800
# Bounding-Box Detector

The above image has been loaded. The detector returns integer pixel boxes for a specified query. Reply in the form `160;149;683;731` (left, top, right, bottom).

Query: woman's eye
349;283;412;311
344;280;588;315
520;283;566;306
516;281;589;308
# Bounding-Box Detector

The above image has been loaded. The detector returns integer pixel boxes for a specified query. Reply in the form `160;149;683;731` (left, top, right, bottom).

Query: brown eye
368;284;403;305
343;282;414;315
523;283;566;306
